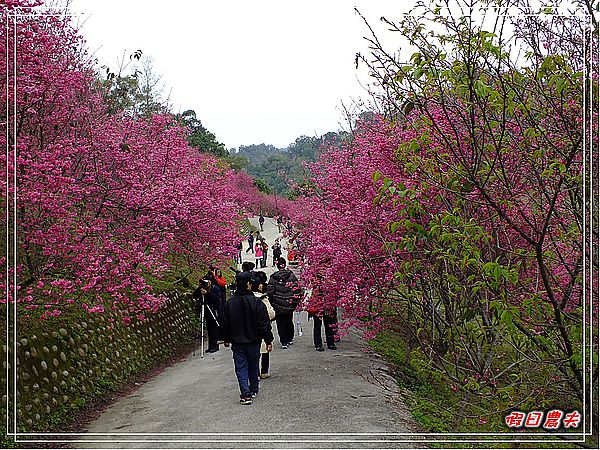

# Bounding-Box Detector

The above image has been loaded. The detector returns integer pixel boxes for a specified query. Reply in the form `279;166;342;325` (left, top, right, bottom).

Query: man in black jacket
222;271;274;405
266;257;302;348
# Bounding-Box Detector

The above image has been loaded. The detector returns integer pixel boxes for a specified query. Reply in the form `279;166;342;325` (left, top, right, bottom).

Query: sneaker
287;340;293;346
316;346;325;352
281;344;288;349
239;397;252;405
260;373;271;379
251;391;258;398
327;344;337;350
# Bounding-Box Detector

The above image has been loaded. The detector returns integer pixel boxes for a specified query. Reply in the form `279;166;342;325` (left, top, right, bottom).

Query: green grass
369;330;589;449
370;331;457;433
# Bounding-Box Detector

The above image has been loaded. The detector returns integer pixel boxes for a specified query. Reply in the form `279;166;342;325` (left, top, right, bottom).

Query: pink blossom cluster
289;117;410;326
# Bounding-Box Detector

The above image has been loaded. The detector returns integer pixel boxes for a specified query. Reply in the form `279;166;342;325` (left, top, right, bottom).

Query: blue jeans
231;343;260;398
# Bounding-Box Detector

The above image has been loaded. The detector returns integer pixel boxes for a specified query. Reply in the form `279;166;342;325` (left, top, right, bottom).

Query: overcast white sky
67;0;414;150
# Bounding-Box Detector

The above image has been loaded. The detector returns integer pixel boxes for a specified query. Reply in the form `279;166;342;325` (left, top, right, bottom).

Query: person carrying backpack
258;213;265;231
266;257;302;348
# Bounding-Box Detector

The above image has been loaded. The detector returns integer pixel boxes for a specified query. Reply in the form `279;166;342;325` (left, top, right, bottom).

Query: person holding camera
267;257;302;349
192;278;222;353
222;271;274;405
206;267;227;318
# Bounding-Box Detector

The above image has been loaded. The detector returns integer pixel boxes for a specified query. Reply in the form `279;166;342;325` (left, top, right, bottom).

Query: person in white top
253;271;276;378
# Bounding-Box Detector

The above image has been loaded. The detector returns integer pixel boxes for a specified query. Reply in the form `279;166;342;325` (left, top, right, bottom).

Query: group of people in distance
192;215;338;405
245;222;283;269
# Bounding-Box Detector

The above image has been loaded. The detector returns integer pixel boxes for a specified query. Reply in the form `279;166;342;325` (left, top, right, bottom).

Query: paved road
76;217;420;448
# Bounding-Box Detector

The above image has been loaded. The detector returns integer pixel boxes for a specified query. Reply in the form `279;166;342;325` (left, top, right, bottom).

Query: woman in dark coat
266;258;302;348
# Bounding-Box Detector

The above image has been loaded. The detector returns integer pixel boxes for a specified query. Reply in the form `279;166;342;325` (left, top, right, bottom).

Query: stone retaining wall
1;290;195;432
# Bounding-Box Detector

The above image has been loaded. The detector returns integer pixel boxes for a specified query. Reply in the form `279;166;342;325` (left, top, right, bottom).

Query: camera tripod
192;294;221;358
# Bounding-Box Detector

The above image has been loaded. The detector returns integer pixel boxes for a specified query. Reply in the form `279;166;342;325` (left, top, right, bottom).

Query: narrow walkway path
78;217;419;448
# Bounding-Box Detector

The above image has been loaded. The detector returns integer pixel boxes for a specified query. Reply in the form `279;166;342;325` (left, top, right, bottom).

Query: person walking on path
267;257;302;349
254;241;263;268
192;278;222;353
261;238;268;268
259;213;265;231
309;306;339;351
235;241;243;265
253;271;276;379
222;272;274;405
271;239;282;267
276;215;283;233
246;232;255;253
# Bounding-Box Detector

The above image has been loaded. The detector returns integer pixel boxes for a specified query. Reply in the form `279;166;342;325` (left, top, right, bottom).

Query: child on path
254;241;263;268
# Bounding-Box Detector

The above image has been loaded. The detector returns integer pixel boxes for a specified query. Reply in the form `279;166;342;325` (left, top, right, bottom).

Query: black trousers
275;313;295;345
260;353;269;374
204;305;220;350
313;314;337;348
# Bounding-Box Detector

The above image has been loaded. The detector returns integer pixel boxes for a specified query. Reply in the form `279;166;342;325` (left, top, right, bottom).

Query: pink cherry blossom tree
294;0;596;418
1;1;268;320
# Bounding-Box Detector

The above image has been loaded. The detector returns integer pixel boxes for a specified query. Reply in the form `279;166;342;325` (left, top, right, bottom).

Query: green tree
99;51;168;117
178;109;228;157
253;178;272;194
287;135;321;162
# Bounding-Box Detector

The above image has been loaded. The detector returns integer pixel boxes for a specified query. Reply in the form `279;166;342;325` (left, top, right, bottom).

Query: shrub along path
76;217;420;448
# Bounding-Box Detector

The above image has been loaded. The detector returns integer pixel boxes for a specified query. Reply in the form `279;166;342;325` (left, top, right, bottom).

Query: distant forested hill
178;108;351;197
234;132;350;196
